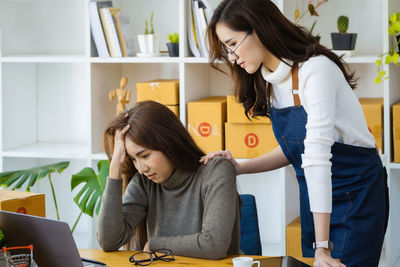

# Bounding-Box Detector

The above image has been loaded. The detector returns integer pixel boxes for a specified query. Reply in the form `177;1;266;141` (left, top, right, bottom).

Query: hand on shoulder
199;150;240;174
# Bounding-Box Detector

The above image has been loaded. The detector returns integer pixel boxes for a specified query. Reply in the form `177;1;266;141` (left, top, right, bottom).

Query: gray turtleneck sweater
97;157;240;259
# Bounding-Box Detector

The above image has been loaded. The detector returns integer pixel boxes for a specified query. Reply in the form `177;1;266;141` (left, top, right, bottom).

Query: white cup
232;256;260;267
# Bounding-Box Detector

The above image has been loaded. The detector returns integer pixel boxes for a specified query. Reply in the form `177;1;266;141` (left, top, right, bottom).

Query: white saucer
137;52;162;57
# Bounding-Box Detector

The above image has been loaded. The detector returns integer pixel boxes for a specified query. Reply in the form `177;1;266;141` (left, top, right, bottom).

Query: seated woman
97;100;240;260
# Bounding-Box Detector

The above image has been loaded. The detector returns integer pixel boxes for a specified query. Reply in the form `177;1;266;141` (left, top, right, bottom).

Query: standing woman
203;0;387;266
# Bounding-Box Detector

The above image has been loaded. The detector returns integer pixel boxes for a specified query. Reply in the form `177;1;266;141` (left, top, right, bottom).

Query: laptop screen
0;211;103;267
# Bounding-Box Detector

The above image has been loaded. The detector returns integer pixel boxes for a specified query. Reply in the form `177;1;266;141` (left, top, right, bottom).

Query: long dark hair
207;0;357;118
103;101;205;249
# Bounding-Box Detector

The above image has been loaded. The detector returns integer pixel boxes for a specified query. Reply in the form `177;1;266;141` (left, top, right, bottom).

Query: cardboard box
286;217;314;266
188;96;227;154
136;79;179;105
225;123;278;158
0;189;45;217
359;98;383;151
167;105;179;119
227;95;270;124
393;102;400;162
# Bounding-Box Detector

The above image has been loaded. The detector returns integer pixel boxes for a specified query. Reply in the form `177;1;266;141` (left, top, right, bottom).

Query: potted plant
137;11;160;57
294;0;328;41
0;160;110;233
331;15;357;50
375;12;400;83
166;32;179;57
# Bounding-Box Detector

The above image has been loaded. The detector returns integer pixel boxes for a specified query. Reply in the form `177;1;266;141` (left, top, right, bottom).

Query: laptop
0;211;105;267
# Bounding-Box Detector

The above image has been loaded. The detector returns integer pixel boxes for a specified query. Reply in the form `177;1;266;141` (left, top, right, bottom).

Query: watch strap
313;240;334;250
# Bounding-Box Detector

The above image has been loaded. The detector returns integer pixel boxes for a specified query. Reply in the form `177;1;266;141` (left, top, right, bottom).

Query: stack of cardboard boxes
225;95;278;158
187;95;278;157
136;79;180;118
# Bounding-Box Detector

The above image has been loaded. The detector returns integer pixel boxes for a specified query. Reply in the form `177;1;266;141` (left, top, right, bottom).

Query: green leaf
0;161;69;191
389;27;397;36
392;52;399;64
385;54;392;64
379;70;386;77
375;76;382;83
308;4;319;16
71;160;109;217
394;21;400;32
376;59;382;66
390;12;397;24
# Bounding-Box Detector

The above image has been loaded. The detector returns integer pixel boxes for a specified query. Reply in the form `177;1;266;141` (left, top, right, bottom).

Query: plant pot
313;35;321;43
167;43;179;57
331;33;357;50
137;34;160;56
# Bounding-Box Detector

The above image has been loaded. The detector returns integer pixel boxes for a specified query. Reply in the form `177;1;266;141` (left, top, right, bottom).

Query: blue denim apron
269;65;386;266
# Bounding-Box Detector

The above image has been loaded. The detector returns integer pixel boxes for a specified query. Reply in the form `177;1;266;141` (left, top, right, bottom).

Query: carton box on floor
0;189;45;217
188;96;227;154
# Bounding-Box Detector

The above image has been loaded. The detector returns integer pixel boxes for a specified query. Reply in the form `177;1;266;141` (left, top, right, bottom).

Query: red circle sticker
245;133;259;148
198;122;212;137
17;207;27;214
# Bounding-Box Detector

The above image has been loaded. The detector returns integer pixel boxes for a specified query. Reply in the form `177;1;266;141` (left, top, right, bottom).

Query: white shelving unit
0;0;399;265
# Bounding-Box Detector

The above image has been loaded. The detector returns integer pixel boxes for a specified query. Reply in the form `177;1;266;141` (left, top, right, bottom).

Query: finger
121;124;130;134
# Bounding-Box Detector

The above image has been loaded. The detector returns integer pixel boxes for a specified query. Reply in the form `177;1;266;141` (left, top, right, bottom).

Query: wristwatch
313;240;334;251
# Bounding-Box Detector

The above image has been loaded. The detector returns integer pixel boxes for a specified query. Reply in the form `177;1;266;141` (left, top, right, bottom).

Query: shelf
342;54;380;64
2;143;88;159
90;56;181;63
90;57;214;64
183;57;210;63
91;152;108;160
389;163;400;169
0;54;87;63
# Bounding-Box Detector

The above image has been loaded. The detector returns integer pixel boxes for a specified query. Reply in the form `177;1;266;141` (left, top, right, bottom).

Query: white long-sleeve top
261;55;375;213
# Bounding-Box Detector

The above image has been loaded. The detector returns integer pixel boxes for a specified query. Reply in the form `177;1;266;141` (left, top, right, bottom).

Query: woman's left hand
143;240;150;252
313;249;346;267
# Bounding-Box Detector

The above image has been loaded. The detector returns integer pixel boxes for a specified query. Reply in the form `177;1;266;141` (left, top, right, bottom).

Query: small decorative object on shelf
137;11;161;57
375;11;400;83
331;15;357;52
294;0;328;42
167;32;179;57
109;77;131;115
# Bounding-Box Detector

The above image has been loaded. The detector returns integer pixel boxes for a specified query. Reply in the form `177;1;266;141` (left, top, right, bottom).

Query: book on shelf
88;0;113;58
189;0;213;58
187;0;201;57
99;7;123;57
109;9;136;57
197;2;209;58
192;0;203;57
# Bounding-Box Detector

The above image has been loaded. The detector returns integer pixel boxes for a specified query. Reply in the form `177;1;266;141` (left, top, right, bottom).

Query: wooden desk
79;249;279;267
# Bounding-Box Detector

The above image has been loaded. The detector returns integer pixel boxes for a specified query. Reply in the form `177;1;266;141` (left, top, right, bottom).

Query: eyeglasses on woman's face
129;249;175;266
224;32;251;60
